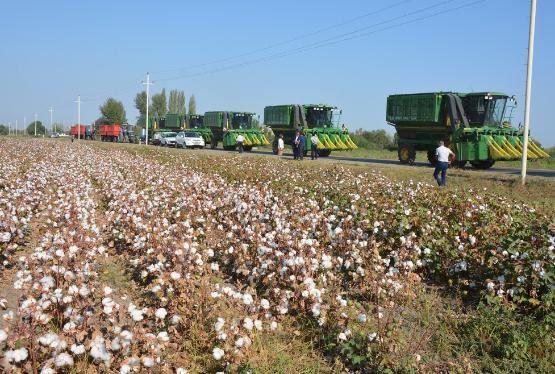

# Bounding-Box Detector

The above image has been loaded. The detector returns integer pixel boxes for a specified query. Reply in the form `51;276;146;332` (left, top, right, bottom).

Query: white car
159;132;178;147
176;131;205;149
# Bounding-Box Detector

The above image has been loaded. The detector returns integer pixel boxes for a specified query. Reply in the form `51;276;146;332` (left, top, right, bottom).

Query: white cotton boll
214;317;225;332
260;298;270;309
311;303;321;317
235;337;245;348
120;330;133;342
155;308;167;320
71;344;86;355
170;272;181;280
357;313;367;323
55;352;74;367
142;357;155;368
120;364;131;374
55;249;65;258
39;332;59;347
242;293;253;305
131;309;143;321
254;320;263;330
0;329;7;342
243;318;254;331
111;337;122;351
79;286;90;297
104;286;113;295
171;315;182;325
40;367;55;374
212;347;225;360
210;263;219;271
5;347;28;363
338;332;347;341
368;332;378;342
176;368;189;374
217;332;227;340
270;321;278;331
157;331;169;342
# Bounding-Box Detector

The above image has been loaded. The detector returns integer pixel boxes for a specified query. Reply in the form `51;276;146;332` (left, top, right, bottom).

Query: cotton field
0;139;553;373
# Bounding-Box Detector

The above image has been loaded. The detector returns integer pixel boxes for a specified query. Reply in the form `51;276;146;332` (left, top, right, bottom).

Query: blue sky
1;0;553;145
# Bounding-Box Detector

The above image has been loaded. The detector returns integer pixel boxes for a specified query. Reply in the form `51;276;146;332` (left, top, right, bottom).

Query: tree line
95;90;197;127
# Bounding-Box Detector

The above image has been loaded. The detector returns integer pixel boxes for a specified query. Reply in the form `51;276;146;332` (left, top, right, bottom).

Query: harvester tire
470;160;495;170
427;151;438;166
210;137;217;149
317;149;331;157
272;139;278;155
244;146;253;152
451;161;467;169
398;144;415;165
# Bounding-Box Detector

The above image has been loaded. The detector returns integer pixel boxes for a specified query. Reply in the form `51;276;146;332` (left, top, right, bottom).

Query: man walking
236;133;245;153
310;132;319;160
293;130;300;160
433;140;455;187
298;131;306;161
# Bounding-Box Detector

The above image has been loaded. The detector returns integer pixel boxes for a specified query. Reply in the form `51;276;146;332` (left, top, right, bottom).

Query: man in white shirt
277;134;284;156
310;133;320;160
236;134;245;153
433;140;455;187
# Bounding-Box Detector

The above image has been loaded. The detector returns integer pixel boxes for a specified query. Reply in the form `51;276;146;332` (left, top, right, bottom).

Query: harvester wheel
272;139;278;155
210;137;217;149
451;161;467;169
427;151;437;166
317;149;331;157
244;146;253;152
398;144;416;165
470;160;495;170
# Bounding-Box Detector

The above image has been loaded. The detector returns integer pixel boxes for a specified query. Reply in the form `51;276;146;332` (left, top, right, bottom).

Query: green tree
168;90;186;115
150;89;167;118
26;121;45;135
188;94;197;115
99;97;127;124
52;122;64;133
135;91;147;127
0;124;8;135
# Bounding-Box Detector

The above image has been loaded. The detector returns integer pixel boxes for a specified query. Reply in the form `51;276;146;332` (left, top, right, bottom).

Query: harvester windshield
231;113;253;129
462;95;508;127
188;116;204;128
306;107;334;128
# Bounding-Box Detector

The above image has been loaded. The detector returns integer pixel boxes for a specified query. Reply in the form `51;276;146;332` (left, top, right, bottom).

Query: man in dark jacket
293;130;300;160
298;132;306;161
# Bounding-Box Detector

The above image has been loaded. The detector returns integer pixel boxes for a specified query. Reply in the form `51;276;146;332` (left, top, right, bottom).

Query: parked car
50;132;60;138
176;131;206;149
159;132;178;147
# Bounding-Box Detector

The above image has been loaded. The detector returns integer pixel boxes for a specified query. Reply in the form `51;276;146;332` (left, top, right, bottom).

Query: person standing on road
277;134;284;156
293;130;300;160
310;133;319;160
236;134;245;153
298;131;306;161
433;140;455;187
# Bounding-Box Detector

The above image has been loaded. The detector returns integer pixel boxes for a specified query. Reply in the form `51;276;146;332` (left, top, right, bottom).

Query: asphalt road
205;147;555;178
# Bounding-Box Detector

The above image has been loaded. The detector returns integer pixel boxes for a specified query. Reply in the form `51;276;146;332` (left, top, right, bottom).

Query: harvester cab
387;92;550;169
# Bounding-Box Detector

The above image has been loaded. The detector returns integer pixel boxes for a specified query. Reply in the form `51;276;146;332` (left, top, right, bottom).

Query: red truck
99;124;122;142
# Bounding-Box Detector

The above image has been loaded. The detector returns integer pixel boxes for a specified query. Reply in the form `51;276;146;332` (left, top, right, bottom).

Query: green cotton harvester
203;111;270;151
386;92;550;169
264;104;357;157
183;114;214;146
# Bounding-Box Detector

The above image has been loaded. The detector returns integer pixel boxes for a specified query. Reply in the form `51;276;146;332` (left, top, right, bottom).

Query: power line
157;0;482;83
151;0;415;75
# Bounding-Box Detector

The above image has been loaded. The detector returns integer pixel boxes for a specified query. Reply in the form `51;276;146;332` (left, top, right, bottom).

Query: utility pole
15;120;18;136
521;0;537;185
75;95;81;140
23;116;26;136
49;107;54;135
8;122;11;136
34;113;37;136
142;72;153;145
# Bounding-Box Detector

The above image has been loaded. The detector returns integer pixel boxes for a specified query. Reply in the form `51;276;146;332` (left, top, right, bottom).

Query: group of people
282;130;320;160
